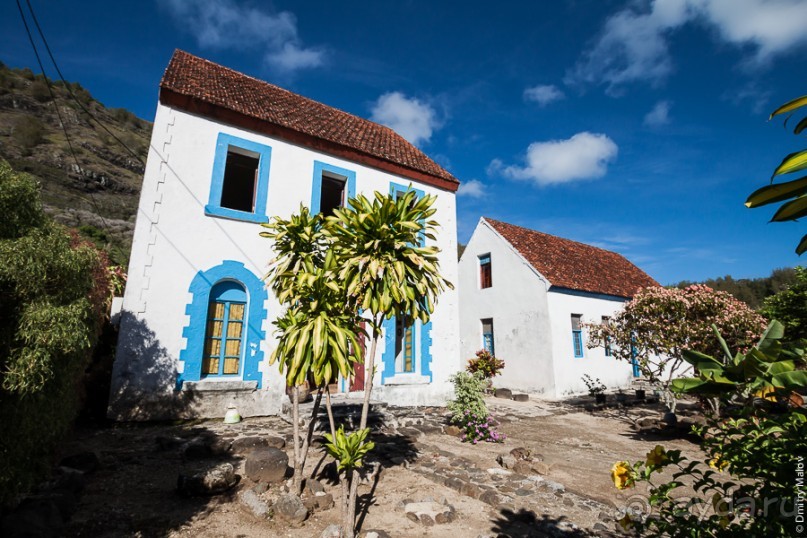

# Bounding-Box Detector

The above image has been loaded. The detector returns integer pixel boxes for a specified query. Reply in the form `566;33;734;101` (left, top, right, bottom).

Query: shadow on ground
491;508;598;537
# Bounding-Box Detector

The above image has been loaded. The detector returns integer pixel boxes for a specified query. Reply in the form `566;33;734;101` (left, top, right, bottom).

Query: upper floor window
312;161;356;216
479;254;492;289
206;133;272;223
571;314;584;358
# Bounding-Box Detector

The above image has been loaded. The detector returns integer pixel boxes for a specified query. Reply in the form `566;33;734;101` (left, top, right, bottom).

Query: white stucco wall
546;290;634;397
458;219;556;394
109;102;460;419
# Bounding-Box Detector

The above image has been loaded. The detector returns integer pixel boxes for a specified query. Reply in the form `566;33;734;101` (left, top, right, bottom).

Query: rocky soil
4;396;702;537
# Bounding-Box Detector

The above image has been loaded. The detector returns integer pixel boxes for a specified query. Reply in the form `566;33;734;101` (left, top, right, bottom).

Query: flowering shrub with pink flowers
585;285;767;411
456;410;506;444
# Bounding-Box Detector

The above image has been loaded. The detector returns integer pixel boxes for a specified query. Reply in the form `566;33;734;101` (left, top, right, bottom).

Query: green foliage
746;94;807;254
670;266;797;309
322;426;375;472
323;189;453;331
581;374;606;396
29;79;51;103
761;266;807;341
611;328;807;537
261;206;365;387
12;116;46;153
0;160;110;506
671;320;807;401
447;371;488;423
466;349;505;380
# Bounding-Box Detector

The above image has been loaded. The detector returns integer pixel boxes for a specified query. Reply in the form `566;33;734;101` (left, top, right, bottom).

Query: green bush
29;79;51;102
447;371;488;423
12;117;46;153
0;160;111;507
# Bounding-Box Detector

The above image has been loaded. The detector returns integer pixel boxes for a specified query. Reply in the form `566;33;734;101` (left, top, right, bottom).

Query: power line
15;0;111;235
24;0;145;167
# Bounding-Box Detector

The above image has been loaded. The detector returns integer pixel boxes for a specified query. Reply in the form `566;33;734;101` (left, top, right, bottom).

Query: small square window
206;133;272;223
479;254;492;289
312;161;356;216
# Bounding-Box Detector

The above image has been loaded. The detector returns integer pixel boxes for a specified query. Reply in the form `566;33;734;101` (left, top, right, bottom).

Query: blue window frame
311;161;356;216
178;261;268;389
571;314;584;358
202;281;246;377
205;133;272;223
482;318;495;355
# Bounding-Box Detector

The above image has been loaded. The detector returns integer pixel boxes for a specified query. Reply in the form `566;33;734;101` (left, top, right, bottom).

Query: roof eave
159;87;460;193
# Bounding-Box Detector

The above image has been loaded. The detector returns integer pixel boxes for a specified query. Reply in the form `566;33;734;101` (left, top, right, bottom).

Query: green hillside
0;60;151;265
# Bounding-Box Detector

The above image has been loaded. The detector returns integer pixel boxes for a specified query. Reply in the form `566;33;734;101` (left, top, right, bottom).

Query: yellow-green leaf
771;195;807;222
773;149;807;177
745;176;807;208
770;95;807;120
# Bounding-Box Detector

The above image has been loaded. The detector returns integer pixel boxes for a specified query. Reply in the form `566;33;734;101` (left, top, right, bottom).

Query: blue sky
3;0;807;284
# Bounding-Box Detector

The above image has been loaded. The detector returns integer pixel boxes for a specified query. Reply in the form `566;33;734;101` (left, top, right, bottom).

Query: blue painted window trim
311;161;356;214
389;182;426;245
205;133;272;223
381;316;432;384
178;261;268;389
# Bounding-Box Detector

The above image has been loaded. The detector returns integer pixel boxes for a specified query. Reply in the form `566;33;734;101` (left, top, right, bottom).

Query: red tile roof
484;218;658;298
159;50;458;191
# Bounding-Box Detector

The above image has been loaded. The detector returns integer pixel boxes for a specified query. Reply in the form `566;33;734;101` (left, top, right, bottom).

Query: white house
108;51;461;420
458;217;658;398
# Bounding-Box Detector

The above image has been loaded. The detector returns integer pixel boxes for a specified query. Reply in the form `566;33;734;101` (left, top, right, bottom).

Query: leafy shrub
761;266;807;342
0;160;110;507
466;349;505;380
455;411;506;444
610;324;807;536
581;374;606;396
12;116;46;153
447;371;488;422
29;79;51;102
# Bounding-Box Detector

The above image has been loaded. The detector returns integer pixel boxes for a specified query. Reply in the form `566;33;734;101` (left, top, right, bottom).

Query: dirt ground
59;397;701;537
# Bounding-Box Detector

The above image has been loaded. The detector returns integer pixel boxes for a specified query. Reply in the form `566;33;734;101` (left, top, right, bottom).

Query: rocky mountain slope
0;60;151;264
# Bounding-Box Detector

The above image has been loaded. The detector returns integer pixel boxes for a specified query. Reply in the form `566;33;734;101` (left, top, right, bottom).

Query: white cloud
567;0;807;92
370;92;440;147
492;132;618;186
523;84;565;106
457;179;487;198
163;0;324;73
644;100;672;126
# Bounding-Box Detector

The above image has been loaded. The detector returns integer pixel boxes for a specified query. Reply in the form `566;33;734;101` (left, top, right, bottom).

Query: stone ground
47;395;700;537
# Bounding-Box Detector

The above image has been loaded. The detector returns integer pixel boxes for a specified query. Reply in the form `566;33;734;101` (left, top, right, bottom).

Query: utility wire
24;0;145;166
15;0;111;235
15;0;80;170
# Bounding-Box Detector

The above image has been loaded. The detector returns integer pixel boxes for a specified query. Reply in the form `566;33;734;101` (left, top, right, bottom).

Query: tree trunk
325;386;337;438
298;385;324;494
291;385;302;495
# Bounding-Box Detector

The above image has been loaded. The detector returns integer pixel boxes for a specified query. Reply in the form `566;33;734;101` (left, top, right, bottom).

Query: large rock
177;463;237;496
494;388;512;399
244;447;288;483
238;489;270;519
274;493;308;524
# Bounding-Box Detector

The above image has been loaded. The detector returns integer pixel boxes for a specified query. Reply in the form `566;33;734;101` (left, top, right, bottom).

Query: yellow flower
709;454;729;471
611;461;634;490
754;385;777;402
645;445;668;467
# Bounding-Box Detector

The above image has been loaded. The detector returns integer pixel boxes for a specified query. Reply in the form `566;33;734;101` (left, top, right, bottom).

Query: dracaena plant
746;95;807;255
